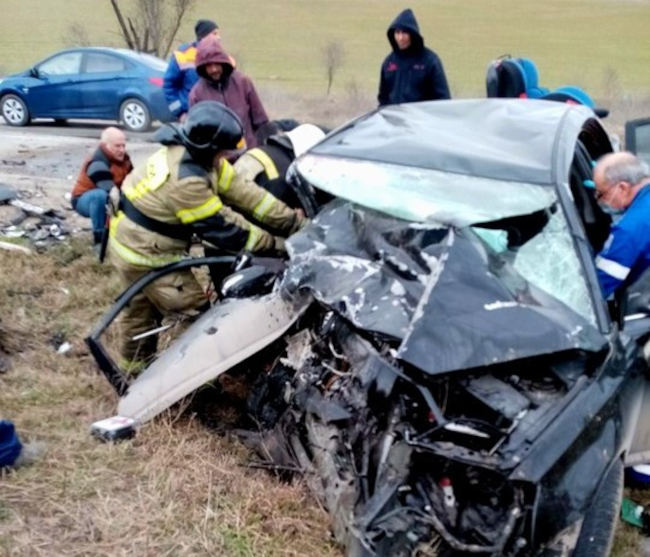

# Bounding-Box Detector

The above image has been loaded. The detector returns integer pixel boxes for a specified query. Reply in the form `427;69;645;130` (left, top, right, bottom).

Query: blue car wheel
120;98;151;132
1;94;30;126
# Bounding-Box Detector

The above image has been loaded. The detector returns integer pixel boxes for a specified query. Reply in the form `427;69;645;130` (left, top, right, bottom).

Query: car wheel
1;94;30;126
572;459;623;557
119;98;151;132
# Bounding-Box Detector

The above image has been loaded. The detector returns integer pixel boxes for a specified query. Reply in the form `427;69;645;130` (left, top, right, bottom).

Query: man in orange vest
70;127;132;250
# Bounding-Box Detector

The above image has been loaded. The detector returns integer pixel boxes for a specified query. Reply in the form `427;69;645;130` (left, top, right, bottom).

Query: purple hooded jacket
189;36;268;148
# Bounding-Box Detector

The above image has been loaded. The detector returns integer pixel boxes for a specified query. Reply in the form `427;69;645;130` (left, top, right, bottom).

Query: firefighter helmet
179;101;245;158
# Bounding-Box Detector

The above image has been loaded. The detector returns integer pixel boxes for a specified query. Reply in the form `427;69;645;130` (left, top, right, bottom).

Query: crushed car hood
283;201;606;375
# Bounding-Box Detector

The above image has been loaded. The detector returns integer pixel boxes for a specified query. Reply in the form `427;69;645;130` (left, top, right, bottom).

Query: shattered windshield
473;206;596;325
295;154;556;226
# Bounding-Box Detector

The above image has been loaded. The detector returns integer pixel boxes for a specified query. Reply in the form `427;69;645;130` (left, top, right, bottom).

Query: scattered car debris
0;184;71;248
0;241;32;255
90;416;137;443
621;497;650;533
56;342;72;355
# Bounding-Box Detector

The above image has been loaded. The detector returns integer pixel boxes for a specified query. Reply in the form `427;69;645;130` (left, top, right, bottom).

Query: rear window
119;50;167;71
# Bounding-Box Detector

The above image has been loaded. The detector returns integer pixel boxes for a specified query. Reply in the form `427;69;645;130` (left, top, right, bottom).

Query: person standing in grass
163;18;221;122
378;8;450;105
189;35;268;149
70;127;132;251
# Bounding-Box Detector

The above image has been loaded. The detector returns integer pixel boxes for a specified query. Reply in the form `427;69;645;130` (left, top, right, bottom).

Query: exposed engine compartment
241;310;603;555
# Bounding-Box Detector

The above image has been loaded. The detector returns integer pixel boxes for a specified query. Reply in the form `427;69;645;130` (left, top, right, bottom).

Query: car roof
310;99;607;186
37;47;166;67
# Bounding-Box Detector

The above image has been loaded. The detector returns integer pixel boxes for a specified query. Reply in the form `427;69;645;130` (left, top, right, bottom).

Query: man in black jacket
378;8;450;105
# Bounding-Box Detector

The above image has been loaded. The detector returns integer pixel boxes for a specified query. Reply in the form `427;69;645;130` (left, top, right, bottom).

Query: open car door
621;117;650;465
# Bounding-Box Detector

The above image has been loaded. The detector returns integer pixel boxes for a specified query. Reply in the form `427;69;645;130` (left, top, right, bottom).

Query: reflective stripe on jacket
109;146;299;269
163;42;199;117
596;185;650;297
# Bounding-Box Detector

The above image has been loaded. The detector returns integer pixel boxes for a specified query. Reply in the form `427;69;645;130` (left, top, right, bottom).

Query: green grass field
1;0;649;98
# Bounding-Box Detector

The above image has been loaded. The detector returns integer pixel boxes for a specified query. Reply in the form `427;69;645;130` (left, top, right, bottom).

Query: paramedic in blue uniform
594;151;650;297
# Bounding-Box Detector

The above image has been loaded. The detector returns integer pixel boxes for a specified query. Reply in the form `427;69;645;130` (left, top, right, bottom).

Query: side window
85;53;127;73
37;52;82;76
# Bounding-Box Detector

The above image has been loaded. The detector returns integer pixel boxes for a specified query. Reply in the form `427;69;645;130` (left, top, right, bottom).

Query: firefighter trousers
115;266;209;366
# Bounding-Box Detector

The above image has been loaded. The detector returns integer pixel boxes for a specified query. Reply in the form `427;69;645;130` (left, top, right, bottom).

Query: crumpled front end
240;200;637;555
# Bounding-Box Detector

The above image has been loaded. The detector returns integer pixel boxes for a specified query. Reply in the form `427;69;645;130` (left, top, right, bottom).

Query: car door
26;51;83;118
626;118;650;167
619;117;650;465
77;52;132;119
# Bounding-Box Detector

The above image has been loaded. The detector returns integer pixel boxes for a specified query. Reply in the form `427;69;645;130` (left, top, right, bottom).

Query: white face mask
599;202;624;218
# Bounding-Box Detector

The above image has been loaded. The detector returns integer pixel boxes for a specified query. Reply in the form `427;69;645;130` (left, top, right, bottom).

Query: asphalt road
0;118;159;140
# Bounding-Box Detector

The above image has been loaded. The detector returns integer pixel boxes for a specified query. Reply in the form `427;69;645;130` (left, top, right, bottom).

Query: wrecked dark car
88;99;650;556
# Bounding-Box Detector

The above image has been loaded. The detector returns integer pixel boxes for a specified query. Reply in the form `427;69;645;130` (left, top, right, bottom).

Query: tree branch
109;0;135;50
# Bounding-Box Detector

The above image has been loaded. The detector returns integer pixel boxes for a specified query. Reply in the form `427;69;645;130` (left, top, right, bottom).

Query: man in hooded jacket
108;101;303;371
378;8;450;105
189;35;268;149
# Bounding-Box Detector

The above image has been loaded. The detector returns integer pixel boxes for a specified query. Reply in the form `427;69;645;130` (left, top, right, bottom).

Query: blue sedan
0;47;173;132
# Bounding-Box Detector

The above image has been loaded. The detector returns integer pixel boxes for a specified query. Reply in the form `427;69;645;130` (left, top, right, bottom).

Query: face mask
599;203;624;218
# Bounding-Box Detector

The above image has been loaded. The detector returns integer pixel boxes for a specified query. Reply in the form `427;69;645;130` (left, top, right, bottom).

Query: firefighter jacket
233;141;300;208
109;145;303;270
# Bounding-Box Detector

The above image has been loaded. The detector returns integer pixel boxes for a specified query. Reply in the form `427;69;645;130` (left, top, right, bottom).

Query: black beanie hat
195;19;218;41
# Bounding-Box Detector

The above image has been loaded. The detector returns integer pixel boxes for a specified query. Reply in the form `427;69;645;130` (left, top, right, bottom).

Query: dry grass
0;238;338;557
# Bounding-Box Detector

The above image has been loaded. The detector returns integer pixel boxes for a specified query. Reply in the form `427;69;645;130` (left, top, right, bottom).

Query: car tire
1;94;30;126
572;458;623;557
119;98;151;132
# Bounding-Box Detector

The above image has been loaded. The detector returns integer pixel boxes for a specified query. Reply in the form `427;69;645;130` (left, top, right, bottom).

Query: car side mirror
29;67;39;79
625;118;650;166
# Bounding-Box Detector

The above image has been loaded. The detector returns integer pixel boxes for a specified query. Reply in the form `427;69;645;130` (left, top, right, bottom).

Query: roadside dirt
0;129;158;241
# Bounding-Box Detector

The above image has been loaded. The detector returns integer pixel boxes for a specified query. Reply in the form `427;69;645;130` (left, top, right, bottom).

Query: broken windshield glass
473;205;597;326
295;154;556;226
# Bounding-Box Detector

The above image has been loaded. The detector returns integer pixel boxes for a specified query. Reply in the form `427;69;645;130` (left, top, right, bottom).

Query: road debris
0;183;71;248
0;241;32;255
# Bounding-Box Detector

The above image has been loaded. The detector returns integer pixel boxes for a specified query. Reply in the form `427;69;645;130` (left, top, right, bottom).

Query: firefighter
234;124;325;209
107;101;305;372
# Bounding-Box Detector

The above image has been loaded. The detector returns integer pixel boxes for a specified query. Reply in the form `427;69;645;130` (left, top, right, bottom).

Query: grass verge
0;238;338;557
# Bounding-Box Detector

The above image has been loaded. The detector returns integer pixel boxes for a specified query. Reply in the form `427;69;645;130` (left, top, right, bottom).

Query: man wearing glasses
594;151;650;297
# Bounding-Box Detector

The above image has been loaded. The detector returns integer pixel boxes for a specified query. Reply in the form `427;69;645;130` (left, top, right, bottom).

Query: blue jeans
74;188;108;243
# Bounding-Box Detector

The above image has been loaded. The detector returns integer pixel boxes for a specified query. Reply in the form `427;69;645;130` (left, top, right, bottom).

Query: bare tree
63;22;91;47
322;41;345;96
109;0;195;58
